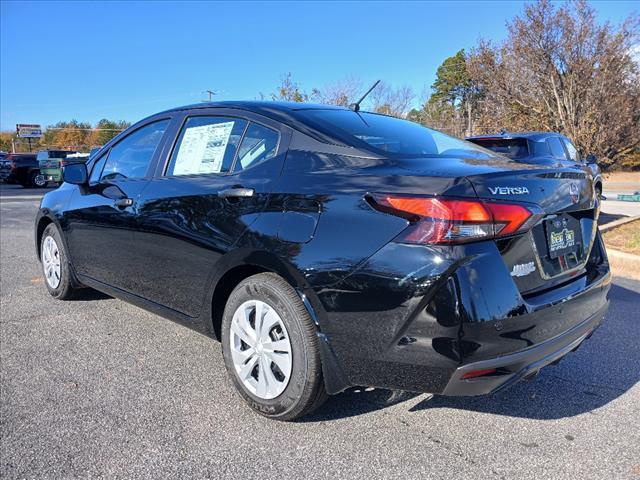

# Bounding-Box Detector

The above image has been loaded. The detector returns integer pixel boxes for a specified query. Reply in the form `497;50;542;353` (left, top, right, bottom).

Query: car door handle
219;187;255;198
114;198;134;208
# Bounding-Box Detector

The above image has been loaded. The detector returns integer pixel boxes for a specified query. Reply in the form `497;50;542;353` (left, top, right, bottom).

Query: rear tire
221;272;327;421
595;184;602;199
27;171;47;188
40;224;77;300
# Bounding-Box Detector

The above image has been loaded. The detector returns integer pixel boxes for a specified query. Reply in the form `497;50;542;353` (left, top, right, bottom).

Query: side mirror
586;154;598;165
62;162;88;185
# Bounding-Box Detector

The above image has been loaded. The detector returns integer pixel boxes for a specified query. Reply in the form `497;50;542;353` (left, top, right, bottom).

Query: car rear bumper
40;167;61;182
313;232;611;395
441;301;608;395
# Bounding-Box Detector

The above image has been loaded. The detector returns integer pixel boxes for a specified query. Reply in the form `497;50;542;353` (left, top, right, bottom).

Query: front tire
40;224;77;300
221;273;327;421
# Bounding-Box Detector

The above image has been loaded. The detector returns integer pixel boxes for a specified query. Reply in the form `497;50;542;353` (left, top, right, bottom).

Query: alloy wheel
33;174;47;187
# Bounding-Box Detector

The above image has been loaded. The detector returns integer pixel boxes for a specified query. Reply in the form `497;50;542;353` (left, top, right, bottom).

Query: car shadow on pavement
68;288;112;301
304;284;639;422
599;212;626;225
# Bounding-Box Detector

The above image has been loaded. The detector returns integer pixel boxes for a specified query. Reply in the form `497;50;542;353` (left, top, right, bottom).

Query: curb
607;248;640;261
600;215;640;232
0;195;43;202
607;248;640;282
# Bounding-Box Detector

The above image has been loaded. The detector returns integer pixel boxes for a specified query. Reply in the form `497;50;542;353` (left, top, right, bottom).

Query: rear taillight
367;194;542;245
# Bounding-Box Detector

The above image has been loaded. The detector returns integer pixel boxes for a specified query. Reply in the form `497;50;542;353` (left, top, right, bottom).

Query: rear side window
468;138;529;159
561;138;580;162
166;116;247;176
100;119;169;181
546;137;567;160
234;123;279;171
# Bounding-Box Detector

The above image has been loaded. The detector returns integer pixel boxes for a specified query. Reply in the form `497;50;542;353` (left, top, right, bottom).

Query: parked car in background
37;150;78;184
466;132;604;197
0;153;47;187
35;102;610;420
64;152;91;166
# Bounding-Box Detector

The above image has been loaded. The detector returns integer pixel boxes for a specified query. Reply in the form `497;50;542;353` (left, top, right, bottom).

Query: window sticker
173;121;234;175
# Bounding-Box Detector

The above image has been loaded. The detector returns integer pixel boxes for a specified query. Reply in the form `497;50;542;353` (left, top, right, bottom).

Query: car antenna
349;80;381;112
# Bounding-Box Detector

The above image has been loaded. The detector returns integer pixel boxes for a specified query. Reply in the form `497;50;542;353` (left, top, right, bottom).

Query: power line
45;127;127;131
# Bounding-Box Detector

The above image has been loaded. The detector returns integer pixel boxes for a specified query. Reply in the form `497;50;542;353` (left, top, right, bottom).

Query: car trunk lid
466;168;598;294
393;157;598;294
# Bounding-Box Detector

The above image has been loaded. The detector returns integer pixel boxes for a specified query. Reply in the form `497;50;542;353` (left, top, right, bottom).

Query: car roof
148;101;371;148
467;131;565;141
160;100;349;115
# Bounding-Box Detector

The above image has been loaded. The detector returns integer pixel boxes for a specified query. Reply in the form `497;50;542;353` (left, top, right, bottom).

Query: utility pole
205;90;216;102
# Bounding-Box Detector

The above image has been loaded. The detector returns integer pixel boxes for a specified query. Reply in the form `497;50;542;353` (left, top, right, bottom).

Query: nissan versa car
35;101;611;420
466;131;604;198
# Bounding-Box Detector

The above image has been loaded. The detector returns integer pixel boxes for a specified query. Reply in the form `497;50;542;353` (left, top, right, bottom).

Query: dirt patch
603;172;640;191
603;219;640;255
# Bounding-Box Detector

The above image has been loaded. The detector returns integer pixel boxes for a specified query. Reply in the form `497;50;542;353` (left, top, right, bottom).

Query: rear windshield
293;109;494;159
467;138;529;159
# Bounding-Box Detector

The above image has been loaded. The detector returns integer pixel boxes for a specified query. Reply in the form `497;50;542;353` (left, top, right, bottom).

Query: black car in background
35;102;610;420
0;153;47;187
467;131;603;197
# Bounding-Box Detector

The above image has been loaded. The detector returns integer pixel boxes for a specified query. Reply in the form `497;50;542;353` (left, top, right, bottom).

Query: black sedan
35;102;610;420
466;131;604;197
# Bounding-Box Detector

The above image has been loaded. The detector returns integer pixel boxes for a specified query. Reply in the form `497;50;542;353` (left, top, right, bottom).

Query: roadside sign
16;124;43;138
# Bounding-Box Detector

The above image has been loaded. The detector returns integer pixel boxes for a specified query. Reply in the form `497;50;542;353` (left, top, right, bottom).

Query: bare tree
311;76;363;106
468;0;640;167
270;73;308;102
368;82;415;117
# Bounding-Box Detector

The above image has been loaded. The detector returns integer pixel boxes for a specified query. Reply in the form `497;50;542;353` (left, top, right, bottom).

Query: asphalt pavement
1;195;639;479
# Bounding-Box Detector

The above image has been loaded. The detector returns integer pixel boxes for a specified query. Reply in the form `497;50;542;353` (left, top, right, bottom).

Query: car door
132;109;291;317
63;117;173;292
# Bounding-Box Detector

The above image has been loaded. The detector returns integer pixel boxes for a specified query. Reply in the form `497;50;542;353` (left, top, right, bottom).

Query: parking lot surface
1;197;639;479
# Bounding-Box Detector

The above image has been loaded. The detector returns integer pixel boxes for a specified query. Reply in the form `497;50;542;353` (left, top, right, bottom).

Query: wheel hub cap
42;235;61;289
229;300;292;400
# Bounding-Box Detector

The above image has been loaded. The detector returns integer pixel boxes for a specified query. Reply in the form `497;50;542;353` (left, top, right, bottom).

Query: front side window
90;154;107;183
234;123;280;171
293;109;494;159
561;138;580;162
546;137;567;160
166;116;247;176
100;119;169;181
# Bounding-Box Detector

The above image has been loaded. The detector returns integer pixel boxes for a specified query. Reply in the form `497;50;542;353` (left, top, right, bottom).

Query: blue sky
1;0;637;130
